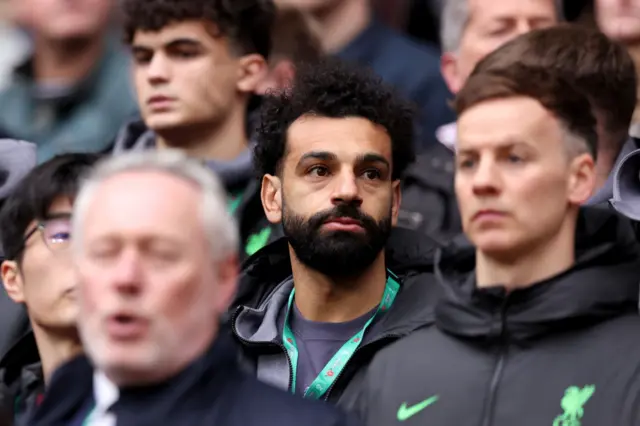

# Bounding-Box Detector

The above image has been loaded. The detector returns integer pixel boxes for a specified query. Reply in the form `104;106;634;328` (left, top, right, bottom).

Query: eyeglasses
16;213;72;258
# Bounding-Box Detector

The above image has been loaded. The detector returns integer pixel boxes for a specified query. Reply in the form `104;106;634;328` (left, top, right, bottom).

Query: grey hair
440;0;566;53
72;150;239;260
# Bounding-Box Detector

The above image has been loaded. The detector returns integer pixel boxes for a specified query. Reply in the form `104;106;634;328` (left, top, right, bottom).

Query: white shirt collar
436;121;457;151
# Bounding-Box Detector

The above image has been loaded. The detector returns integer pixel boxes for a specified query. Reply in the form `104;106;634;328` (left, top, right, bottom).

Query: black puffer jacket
353;208;640;426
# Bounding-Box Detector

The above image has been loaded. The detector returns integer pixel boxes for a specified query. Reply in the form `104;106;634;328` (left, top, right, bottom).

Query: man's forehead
468;0;558;19
286;115;392;159
132;20;219;47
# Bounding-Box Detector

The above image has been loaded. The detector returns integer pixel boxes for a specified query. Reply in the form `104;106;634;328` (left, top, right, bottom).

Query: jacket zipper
230;307;294;392
480;299;509;426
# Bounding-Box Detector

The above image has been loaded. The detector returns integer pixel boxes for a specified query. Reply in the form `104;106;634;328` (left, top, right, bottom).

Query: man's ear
568;153;596;205
1;260;25;303
261;174;283;224
441;53;463;94
254;60;296;95
214;255;239;314
390;180;402;226
237;54;269;94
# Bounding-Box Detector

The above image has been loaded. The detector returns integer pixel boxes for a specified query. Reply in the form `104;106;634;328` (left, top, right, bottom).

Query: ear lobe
261;174;283;224
1;260;25;304
441;53;462;94
568;153;596;205
390;180;402;226
237;54;269;94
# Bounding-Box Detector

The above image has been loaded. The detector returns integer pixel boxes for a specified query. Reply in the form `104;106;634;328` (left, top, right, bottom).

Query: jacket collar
434;207;640;342
232;227;442;345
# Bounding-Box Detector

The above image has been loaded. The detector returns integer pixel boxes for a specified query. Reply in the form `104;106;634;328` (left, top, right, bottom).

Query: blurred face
596;0;640;43
131;20;266;136
75;171;237;386
442;0;557;93
455;97;595;260
261;116;401;277
1;197;77;332
14;0;112;40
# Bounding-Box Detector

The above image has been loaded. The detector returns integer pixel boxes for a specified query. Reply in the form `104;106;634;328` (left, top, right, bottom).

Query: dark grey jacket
230;228;442;408
352;208;640;426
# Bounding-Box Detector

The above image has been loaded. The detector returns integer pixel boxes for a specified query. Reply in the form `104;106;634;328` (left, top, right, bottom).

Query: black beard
282;202;392;279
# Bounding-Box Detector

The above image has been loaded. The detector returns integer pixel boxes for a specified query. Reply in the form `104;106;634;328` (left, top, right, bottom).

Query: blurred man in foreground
30;151;358;426
353;65;640;426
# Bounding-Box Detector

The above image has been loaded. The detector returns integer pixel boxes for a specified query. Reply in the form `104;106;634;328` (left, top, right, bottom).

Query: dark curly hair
121;0;276;59
254;59;416;180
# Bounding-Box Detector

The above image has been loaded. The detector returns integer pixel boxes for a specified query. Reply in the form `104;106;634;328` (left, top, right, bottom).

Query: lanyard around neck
282;271;400;399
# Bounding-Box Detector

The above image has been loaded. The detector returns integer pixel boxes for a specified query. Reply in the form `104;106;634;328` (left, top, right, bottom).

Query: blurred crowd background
1;0;634;163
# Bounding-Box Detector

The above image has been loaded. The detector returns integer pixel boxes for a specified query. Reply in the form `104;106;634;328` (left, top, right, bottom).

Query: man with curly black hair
112;0;279;260
231;59;440;408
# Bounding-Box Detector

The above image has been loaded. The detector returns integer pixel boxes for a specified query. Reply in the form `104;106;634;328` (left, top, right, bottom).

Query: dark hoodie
230;227;442;408
29;333;360;426
352;208;640;426
0;333;41;426
110;118;281;261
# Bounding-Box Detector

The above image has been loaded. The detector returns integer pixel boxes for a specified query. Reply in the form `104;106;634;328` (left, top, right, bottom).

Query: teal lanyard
282;272;400;399
82;406;96;426
228;195;242;215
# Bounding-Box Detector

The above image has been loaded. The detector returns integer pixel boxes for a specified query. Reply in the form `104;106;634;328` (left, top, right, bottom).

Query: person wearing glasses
0;153;99;425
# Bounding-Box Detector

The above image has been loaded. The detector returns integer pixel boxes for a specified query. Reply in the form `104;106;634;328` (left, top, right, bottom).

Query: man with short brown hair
471;24;637;202
351;64;640;426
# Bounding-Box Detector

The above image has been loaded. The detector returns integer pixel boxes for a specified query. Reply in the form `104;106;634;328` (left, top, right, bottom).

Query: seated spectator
274;0;454;150
113;0;279;261
397;0;559;243
353;65;640;426
232;59;439;408
471;24;637;205
0;0;138;163
0;154;98;425
0;140;36;360
254;7;322;95
594;0;640;134
29;151;359;426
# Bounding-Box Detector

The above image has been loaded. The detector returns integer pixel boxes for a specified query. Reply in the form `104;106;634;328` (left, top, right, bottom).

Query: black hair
121;0;276;60
254;58;416;180
0;153;100;261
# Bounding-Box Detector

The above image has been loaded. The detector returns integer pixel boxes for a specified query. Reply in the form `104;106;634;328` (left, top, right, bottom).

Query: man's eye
363;169;381;180
309;166;329;177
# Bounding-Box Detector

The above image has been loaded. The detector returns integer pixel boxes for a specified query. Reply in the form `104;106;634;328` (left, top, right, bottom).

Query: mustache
307;203;374;230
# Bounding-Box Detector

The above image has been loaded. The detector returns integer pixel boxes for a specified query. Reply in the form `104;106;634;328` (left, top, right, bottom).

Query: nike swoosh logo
397;395;439;421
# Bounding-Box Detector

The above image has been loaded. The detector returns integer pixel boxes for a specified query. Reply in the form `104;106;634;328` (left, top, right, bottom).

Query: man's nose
331;170;363;207
111;249;144;296
471;158;501;196
147;54;170;84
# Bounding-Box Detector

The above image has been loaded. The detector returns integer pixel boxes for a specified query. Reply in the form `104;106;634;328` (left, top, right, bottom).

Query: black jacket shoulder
30;333;360;426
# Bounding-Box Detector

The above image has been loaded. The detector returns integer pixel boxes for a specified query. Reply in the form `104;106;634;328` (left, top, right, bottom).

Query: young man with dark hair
231;59;439;407
114;0;278;260
352;64;640;425
0;153;99;424
471;24;638;204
